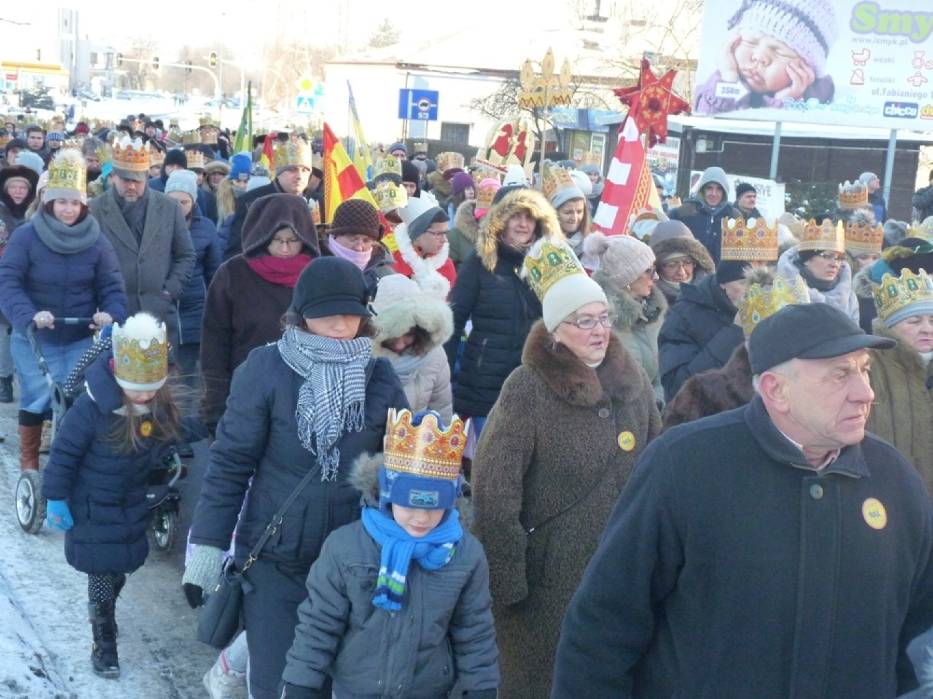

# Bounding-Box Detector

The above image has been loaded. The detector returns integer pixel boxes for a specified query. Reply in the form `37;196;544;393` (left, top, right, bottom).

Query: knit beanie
4;138;26;157
583;232;656;288
735;182;756;198
47;131;65;143
728;0;838;76
451;171;474;197
164;148;188;169
329;199;384;240
569;170;593;197
14;151;44;177
291;257;370;319
716;260;750;284
649;219;693;246
401;160;420;185
229;153;252;180
165;169;199;203
493;184;527;206
387;142;407;157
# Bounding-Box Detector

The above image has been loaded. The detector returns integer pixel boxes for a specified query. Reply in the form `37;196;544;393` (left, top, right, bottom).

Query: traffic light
115;53;123;67
152;56;159;70
186;60;193;75
209;51;218;68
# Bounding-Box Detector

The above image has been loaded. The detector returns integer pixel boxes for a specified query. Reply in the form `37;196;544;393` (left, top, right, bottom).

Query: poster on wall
693;0;933;131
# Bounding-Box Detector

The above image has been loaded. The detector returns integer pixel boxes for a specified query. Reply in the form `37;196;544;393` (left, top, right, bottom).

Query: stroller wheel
148;508;177;553
15;471;46;535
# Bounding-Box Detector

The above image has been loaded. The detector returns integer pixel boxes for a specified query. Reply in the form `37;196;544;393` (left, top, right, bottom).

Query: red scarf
246;254;313;288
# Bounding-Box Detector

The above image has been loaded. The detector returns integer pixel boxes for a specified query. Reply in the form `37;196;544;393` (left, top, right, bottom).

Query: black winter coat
658;274;743;401
445;245;542;417
189;344;409;570
913;185;933;222
176;210;222;345
669;198;738;265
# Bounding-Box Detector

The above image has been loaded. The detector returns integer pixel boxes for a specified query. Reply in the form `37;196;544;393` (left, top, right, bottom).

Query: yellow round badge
862;498;887;530
139;420;153;438
618;431;636;452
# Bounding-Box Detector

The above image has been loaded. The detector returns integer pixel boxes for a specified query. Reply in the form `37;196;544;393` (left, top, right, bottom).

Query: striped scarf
277;327;372;481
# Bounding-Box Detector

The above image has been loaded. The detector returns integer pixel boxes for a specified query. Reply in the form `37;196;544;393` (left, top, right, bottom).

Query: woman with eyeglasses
472;238;660;699
648;220;716;305
321;199;396;297
776;221;860;322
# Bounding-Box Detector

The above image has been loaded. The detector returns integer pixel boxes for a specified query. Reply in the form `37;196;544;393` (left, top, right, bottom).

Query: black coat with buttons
553;395;933;698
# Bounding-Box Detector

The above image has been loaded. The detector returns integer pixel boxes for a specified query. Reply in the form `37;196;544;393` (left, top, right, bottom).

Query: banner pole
882;128;897;207
769;121;782;181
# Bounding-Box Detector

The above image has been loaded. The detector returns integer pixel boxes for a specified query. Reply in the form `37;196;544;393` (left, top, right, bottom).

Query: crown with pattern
844;221;884;256
413;141;428;155
541;162;577;203
873;269;933;326
522;239;585;301
838;180;869;210
373;156;402;182
112;135;150;173
112;312;169;391
436;151;464;173
273;138;312;171
475;178;501;211
738;273;810;337
148;143;165;167
181;130;201;145
63;137;83;150
185;148;206;170
470;164;504;187
198;116;219;144
374;180;408;213
44;149;87;203
720;217;779;262
799;219;845;253
383;409;465;482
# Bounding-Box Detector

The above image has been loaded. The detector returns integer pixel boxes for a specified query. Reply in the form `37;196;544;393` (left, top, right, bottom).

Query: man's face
112;173;146;201
867;177;881;193
703;183;725;207
277;166;311;195
413;222;448;256
148;164;161;178
85;153;100;172
390;149;407;160
738;191;757;210
402;181;417;196
26;131;44;150
193;170;205;186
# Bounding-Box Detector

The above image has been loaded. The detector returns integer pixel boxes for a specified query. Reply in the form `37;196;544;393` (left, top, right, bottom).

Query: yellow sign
618;431;636;452
861;498;887;530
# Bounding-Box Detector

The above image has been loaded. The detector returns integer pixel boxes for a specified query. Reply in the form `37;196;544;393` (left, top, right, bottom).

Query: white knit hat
728;0;838;77
164;169;199;204
583;232;656;288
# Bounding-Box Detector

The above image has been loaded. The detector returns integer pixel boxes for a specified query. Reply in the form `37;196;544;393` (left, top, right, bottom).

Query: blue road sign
398;89;439;121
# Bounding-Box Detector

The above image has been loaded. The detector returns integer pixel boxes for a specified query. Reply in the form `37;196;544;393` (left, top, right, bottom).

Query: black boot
88;602;120;679
0;376;13;403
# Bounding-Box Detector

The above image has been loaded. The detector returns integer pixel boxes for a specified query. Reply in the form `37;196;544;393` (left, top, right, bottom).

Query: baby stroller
14;317;184;553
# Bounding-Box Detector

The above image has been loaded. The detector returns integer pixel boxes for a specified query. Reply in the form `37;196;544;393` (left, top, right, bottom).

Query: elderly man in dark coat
553;303;933;698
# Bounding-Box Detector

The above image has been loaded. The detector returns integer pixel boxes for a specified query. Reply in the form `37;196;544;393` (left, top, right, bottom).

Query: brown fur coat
662;344;754;430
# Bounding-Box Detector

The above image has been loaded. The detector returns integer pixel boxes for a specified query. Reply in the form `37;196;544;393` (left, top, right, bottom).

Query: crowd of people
0;109;932;699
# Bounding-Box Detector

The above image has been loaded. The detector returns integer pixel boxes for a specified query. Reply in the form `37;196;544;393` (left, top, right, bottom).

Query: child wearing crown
42;312;184;680
280;409;500;698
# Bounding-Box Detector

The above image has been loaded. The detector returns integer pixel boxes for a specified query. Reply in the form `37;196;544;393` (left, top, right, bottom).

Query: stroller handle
26;318;97;376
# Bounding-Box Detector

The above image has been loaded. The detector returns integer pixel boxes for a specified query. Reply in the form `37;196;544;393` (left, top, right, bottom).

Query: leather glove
46;499;74;531
280;683;325;699
182;544;225;609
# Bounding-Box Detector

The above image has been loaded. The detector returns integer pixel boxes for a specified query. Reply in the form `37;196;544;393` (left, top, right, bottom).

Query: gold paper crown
273;139;312;171
838;180;869;210
844;221;884;256
470;164;504;187
148;143;165;167
738;274;810;336
112;314;169;390
181;131;201;145
541;162;577;203
413;141;428;154
112;136;150;173
373;156;402;181
475;179;500;210
436;151;464;173
873;269;933;324
522;240;586;302
519;48;573;108
720;217;779;262
185;149;206;170
198;115;216;128
799;219;845;253
383;409;465;481
374;180;408;213
45;149;87;198
63;137;83;150
198;116;218;144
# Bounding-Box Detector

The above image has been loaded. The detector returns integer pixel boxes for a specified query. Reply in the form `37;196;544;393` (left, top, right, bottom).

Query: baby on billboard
695;0;839;115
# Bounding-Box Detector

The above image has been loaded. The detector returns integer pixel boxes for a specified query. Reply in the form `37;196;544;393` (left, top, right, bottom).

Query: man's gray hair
752;358;798;395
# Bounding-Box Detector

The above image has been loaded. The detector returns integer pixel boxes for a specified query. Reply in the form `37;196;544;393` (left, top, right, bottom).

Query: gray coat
88;188;195;333
282;455;500;698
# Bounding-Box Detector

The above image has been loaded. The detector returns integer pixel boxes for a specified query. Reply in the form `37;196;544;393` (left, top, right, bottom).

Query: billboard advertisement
693;0;933;130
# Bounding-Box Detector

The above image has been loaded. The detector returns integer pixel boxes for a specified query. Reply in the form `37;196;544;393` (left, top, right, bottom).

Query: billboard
693;0;933;130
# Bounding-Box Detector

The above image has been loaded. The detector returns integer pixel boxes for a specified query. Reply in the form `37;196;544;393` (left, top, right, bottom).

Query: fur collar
477;189;565;272
853;264;877;299
521;320;643;407
777;245;854;306
649;236;715;275
871;321;933;378
393;220;451;298
372;293;454;357
426;170;452;199
453;200;481;243
604;283;667;332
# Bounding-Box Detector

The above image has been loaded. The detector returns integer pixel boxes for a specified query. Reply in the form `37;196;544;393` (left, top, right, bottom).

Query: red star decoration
613;58;690;148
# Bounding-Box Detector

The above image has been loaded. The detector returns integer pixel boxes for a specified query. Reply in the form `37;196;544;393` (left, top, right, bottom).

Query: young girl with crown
42;312;183;679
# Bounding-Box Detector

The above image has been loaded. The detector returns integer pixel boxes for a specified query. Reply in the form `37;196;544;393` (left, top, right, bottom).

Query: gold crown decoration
436;151;465;173
844;221;884;256
198;116;219;144
475;178;501;210
738;273;810;337
112;312;169;391
838;180;869;210
181;130;201;145
720;217;780;262
148;143;165;167
185;149;206;170
373;156;402;182
112;135;150;173
44;149;87;202
63;137;83;150
470;164;504;187
383;408;466;481
541;161;578;203
519;48;574;108
799;219;846;253
522;239;586;301
413;141;428;155
273;138;312;171
873;269;933;325
374;180;409;213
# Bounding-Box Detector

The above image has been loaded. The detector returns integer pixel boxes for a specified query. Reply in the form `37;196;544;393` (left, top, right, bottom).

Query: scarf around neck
794;257;840;293
32;207;101;255
277;326;373;481
329;234;373;270
246;253;312;288
362;507;462;612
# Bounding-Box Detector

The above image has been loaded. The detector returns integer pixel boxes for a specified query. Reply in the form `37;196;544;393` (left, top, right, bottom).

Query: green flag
233;82;252;153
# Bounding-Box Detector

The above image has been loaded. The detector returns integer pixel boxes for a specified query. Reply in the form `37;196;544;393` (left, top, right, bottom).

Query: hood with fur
426;170;452;200
477;188;565;272
372;292;454;358
604;283;667;333
453;200;481;244
392;219;452;298
649;236;715;275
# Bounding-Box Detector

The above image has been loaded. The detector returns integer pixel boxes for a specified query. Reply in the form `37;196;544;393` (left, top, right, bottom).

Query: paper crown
413;141;428;154
720;217;779;262
63;137;83;150
522;239;585;302
112;313;169;391
374;180;408;213
799;219;846;253
44;149;87;202
373;156;402;182
148;143;165;167
844;221;884;256
475;178;501;211
436;151;464;173
273;138;312;171
838;180;869;210
185;149;206;170
112;136;149;173
181;131;201;145
470;164;504;186
873;269;933;325
738;273;810;337
383;408;465;482
541;162;577;203
198;115;217;128
0;133;12;148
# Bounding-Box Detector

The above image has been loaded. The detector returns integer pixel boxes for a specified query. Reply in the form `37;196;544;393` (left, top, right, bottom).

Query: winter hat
47;131;64;143
387;142;407;157
524;238;608;332
329;199;384;240
164;169;198;203
583;232;656;288
400;193;449;241
650;219;693;247
401;160;420;185
569;169;593;197
716;260;752;284
727;0;838;77
242;193;320;257
205;159;231;177
451;171;474;197
493;183;527;206
75;122;90;136
291;257;370;319
229;153;252;181
882;237;933;276
735;182;756;199
859;172;879;187
883;219;909;247
164;148;188;170
543;162;585;211
371;274;421;316
4;138;26;157
14;150;44;178
695;166;731;200
503;164;530;186
112;312;169;391
43;149;87;204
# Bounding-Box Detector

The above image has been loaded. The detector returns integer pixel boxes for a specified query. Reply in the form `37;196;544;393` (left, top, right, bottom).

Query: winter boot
18;425;42;471
89;602;120;679
0;375;13;403
39;420;52;454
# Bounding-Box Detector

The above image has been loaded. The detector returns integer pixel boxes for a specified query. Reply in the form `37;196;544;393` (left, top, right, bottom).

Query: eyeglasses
640;266;657;278
563;313;614;331
661;259;695;271
815;252;846;263
271;237;301;247
423;228;448;238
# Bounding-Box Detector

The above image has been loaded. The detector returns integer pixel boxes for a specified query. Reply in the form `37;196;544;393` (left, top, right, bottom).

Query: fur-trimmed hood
604;284;667;333
392;220;452;298
521;320;645;407
477;189;565;272
426;170;452;200
350;451;383;506
852;264;878;300
649;236;715;275
452;200;481;244
372;292;454;358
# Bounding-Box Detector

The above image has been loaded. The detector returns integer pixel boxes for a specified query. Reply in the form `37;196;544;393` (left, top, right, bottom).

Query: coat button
598;408;610;418
809;484;824;500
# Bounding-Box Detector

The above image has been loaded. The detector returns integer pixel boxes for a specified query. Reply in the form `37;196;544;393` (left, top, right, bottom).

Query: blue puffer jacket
0;220;128;344
176;210;222;345
189;343;409;570
42;353;177;574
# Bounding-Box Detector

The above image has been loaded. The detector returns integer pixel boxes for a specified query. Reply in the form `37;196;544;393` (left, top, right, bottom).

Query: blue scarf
361;507;462;612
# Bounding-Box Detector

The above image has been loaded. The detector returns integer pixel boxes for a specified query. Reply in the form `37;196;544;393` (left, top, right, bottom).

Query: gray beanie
584;232;656;288
15;151;44;177
649;220;693;247
165;169;199;204
859;172;879;187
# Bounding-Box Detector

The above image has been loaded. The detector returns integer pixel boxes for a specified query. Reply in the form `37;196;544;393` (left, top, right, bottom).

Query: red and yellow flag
323;122;378;224
259;130;277;171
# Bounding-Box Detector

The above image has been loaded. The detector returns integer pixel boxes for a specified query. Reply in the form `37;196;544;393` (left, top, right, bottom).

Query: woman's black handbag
197;463;320;648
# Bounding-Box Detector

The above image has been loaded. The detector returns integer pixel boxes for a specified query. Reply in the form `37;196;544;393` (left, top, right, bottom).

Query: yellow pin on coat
618;431;636;452
862;498;887;530
139;420;153;438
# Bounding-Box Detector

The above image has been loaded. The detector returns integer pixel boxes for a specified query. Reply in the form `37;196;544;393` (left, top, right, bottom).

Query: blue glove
46;499;74;531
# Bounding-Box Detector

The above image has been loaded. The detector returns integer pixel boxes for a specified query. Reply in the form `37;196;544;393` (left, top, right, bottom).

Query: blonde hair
216;178;237;223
